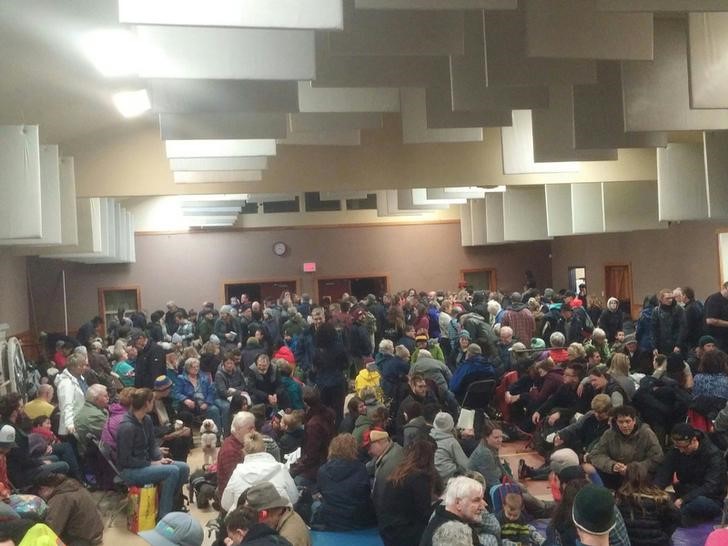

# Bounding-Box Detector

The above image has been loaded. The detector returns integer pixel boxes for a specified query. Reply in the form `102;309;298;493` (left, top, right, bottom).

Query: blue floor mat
311;527;384;546
672;522;717;546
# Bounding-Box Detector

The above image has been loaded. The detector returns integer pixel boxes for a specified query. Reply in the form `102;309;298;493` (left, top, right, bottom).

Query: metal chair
90;436;129;528
461;379;496;412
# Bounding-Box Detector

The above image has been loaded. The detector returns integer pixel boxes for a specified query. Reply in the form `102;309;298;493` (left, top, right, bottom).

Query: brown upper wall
0;253;30;335
28;222;552;333
551;221;726;311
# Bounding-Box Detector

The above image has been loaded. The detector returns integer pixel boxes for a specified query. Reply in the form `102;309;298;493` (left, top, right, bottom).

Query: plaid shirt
216;434;244;497
501;308;535;347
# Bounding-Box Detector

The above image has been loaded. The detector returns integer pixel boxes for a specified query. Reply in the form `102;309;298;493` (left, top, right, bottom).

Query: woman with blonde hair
608;353;637;399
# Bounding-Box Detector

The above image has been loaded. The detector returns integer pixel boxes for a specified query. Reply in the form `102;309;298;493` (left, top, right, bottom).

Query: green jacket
590;422;663;476
73;401;108;457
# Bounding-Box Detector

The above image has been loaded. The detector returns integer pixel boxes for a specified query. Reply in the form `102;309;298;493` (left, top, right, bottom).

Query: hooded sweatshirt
430;428;469;482
44;477;104;544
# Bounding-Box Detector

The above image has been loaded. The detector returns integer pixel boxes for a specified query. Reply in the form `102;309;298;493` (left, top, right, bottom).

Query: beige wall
550;221;726;308
28;222;552;333
0;253;30;334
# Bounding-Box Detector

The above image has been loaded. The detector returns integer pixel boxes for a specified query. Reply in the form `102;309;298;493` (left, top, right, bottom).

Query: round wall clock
272;241;288;256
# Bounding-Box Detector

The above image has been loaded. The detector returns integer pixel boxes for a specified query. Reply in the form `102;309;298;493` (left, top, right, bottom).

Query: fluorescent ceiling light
80;29;143;77
112;89;151;118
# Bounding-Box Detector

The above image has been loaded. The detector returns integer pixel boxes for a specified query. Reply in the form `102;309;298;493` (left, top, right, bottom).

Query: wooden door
461;269;496;292
317;279;351;302
604;264;633;317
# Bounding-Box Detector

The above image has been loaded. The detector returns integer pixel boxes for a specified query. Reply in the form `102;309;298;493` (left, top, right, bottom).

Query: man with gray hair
73;383;110;458
216;411;256;499
420;476;486;546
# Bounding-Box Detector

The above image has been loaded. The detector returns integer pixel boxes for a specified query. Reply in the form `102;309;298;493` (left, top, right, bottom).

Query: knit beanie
572;485;616;536
433;412;455;433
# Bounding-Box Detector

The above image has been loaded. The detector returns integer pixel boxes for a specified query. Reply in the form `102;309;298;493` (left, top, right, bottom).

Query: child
610;331;626;354
496;493;546;546
28;415;59;459
278;361;304;410
111;348;135;387
278;411;304;457
355;359;383;403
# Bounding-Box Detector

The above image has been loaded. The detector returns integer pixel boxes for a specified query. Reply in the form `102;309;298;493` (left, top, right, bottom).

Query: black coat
651;302;687;354
418;503;478;546
242;524;292;545
133;342;167;389
316;458;376;531
617;493;681;546
378;471;435;546
598;309;624;343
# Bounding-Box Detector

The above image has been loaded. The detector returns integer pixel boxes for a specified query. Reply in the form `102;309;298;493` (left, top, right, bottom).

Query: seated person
116;388;190;519
495;492;545;546
100;387;135;457
23;384;57;423
378;341;411;402
238;481;310;546
430;412;469;483
315;433;376;531
278;412;305;457
532;363;586;432
278;361;304;411
221;431;298;513
449;344;495;402
420;476;485;546
111;347;135;388
589;405;663;490
150;377;193;463
245;354;286;409
216;411;255;502
73;384;109;459
214;352;248;436
174;357;222;434
553;394;612;455
394;374;440;439
655;423;727;526
224;504;291;546
33;474;104;546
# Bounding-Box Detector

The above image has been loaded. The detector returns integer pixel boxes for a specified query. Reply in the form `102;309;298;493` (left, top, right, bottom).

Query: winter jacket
632;375;690;436
590;422;664;476
221;451;299;512
684;299;705;349
280;376;304;410
651;301;687;354
214;317;241;345
420;504;480;546
242;342;266;368
403;416;431;447
196;317;215;343
133;341;167;389
449;355;496;399
379;354;410;400
636;306;655;353
529;368;565;407
214;365;247;399
693;373;728;400
412;343;445;364
378;470;435;546
73;401;108;457
44;476;104;544
598;308;624;343
349;323;373;358
316;458;376;531
371;441;404;516
116;412;161;471
430;428;469;482
354;368;383;401
174;372;216;408
100;402;129;454
557;411;610;454
55;369;86;436
246;362;282;405
291;406;336;482
655;432;727;504
411;356;452;392
468;442;507;490
311;345;349;389
241;523;293;546
278;428;304;456
617;493;681;546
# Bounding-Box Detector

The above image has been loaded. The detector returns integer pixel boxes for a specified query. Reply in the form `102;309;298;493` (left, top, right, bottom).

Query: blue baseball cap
139;512;203;546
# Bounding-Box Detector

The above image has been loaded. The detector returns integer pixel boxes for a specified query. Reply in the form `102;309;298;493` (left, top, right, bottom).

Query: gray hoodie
430;428;469;482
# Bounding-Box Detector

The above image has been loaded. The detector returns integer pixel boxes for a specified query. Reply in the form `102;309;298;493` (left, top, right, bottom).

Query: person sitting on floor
495;492;545;546
224;505;293;546
238;481;310;546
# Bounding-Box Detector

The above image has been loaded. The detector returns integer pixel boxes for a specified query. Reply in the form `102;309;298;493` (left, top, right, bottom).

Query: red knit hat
273;346;295;364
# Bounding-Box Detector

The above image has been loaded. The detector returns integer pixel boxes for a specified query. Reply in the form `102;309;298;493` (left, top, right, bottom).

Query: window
346;193;377;210
304;192;341;212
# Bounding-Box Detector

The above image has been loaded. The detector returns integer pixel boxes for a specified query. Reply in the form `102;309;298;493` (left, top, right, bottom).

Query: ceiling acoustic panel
622;18;728;131
688;13;728;109
501;110;580;174
58;157;78;246
573;62;667;150
397;189;448;210
400;88;483;144
159;113;288;140
469;198;487;245
120;0;344;30
532;85;617;162
278;129;361;146
525;0;653;61
595;1;728;11
657;143;708;221
485;193;504;244
165;139;276;158
450;13;549;112
0;145;62;246
459;203;473;246
703;131;728;219
41;198;103;257
544;184;573;237
0;125;42;240
169;157;268;171
502;186;549;241
313;53;449;88
603;181;664;232
425;86;512;129
149;79;299;113
326;10;464;56
356;0;517;9
484;10;597;87
297;81;400;113
571;182;606;234
136;26;316;80
288;113;382;132
173;171;263;183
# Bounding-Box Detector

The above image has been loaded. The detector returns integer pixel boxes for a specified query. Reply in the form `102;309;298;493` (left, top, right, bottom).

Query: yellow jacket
355;369;384;402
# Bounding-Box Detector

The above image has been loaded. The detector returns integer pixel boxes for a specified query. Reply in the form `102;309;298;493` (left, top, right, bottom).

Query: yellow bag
18;523;66;546
127;484;159;533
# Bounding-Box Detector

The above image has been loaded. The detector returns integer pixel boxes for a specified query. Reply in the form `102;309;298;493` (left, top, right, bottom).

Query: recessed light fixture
112;89;151;118
80;29;142;77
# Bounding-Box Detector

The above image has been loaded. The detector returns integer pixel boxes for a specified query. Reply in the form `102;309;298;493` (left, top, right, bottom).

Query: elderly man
24;383;56;422
217;411;256;500
367;429;404;517
501;293;535;348
74;384;110;458
131;328;166;389
420;476;486;546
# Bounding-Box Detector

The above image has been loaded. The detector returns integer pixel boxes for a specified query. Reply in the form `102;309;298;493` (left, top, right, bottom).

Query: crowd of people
2;281;728;545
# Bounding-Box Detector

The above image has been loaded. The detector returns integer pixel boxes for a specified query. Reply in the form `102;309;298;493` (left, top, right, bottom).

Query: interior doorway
568;266;586;294
224;279;298;304
604;264;633;318
317;276;388;302
460;268;497;292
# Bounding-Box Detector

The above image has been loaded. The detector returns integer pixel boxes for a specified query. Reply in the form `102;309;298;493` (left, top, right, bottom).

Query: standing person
116;388;190;520
616;463;681;546
501;293;535;348
290;389;336;488
705;281;728;352
310;324;349;427
132;329;167;390
598;298;623;344
378;439;439;546
682;287;705;350
654;423;727;526
651;289;687;355
56;353;87;438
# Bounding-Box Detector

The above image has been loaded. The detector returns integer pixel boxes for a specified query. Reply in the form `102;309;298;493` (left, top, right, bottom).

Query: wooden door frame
98;286;142;329
603;263;636;319
313;273;390;303
459;268;497;292
221;278;301;305
716;228;728;287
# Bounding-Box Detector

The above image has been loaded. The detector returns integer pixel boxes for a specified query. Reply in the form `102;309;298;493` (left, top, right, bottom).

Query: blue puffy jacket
316;458;376;531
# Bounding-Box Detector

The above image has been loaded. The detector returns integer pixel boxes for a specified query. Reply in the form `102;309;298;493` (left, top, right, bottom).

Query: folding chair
461;379;496;412
90;437;129;528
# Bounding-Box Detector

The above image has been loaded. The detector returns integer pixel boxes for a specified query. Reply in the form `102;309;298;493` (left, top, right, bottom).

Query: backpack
188;469;218;509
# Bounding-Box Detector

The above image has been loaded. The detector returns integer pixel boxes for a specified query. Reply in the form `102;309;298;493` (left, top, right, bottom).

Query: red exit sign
303;262;317;272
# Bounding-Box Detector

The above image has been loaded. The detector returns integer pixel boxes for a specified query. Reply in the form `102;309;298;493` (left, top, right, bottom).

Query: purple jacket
100;403;129;454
